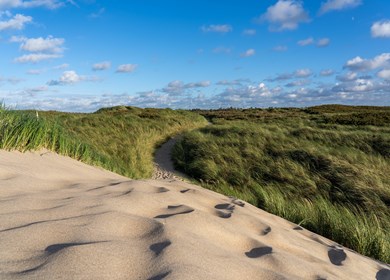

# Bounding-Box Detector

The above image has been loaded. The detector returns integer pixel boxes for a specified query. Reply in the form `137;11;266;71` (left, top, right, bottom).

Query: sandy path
152;137;188;181
0;150;389;280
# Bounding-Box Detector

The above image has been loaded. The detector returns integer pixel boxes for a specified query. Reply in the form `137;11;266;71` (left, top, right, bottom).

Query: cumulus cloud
0;0;70;9
317;38;330;47
92;61;111;71
295;68;312;77
285;79;310;87
11;36;65;63
273;45;288;52
53;63;69;70
27;69;44;75
344;53;390;72
240;49;255;57
261;0;309;31
162;80;211;95
268;68;312;81
0;13;32;30
320;69;334;76
48;70;99;86
298;37;330;47
201;24;232;33
213;46;232;54
297;37;314;46
243;29;256;36
336;72;358;82
377;69;390;80
371;20;390;38
0;76;23;84
18;36;65;53
319;0;362;14
116;64;138;73
14;53;62;63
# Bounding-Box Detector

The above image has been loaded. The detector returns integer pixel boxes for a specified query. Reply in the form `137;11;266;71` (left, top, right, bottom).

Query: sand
0;150;388;280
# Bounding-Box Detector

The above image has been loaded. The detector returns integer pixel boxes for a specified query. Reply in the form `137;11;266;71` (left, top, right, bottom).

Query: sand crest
0;150;388;280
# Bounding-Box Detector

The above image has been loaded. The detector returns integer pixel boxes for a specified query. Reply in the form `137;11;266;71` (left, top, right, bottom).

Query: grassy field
0;105;208;178
173;106;390;263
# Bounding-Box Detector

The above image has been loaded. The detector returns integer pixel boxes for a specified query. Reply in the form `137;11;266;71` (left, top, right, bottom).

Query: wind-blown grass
173;107;390;263
0;105;208;178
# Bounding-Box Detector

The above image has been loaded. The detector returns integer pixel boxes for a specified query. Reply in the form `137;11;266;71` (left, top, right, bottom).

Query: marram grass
173;107;390;263
0;106;208;178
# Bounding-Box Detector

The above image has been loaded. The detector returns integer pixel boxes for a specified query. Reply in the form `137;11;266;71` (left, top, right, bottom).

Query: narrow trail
152;136;189;181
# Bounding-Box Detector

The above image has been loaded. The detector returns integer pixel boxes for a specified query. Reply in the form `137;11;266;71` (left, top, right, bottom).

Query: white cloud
317;38;330;47
213;46;232;54
53;63;69;70
0;13;32;31
344;53;390;72
285;79;310;87
295;68;312;77
240;48;255;57
243;29;256;36
92;61;111;71
268;68;312;81
336;72;358;82
162;80;211;95
89;7;105;19
19;36;65;53
116;64;138;73
261;0;309;31
48;70;99;86
319;0;361;14
377;69;390;80
9;35;26;42
371;20;390;38
273;45;288;52
297;37;314;46
27;69;44;75
320;69;334;76
202;24;232;33
0;76;23;84
0;0;68;9
14;53;62;63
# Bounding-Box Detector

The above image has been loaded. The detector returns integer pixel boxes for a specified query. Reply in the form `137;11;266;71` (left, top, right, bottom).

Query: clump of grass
172;108;390;263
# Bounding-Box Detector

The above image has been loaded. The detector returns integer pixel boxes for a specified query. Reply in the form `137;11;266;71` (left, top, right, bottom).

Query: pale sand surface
0;150;389;280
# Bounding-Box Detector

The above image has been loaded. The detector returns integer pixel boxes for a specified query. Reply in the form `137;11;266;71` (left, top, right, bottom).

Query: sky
0;0;389;112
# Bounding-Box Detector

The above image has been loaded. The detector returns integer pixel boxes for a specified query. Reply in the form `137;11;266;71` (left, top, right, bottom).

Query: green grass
173;106;390;263
0;105;208;178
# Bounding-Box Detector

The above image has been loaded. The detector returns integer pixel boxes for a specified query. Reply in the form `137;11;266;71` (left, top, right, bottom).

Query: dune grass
173;106;390;263
0;105;208;178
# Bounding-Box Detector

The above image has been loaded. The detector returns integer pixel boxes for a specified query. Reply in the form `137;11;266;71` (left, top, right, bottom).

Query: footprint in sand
245;246;273;258
328;247;347;266
154;205;194;219
376;268;390;280
148;271;171;280
228;196;245;207
261;226;272;236
45;241;106;255
214;203;236;219
149;240;172;256
156;187;170;193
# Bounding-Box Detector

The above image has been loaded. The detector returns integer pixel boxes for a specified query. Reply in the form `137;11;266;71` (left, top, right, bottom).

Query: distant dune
0;150;388;279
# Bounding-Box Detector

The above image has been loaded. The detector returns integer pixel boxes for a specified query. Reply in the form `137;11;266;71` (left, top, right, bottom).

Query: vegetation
0;105;208;178
173;105;390;263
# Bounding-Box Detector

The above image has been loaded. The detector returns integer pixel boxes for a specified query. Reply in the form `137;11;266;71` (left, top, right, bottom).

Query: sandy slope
0;150;388;280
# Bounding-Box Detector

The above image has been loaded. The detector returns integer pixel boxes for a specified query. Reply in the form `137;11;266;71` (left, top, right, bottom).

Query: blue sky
0;0;389;112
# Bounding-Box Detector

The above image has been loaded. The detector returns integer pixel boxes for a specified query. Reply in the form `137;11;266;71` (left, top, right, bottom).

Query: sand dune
0;150;389;280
